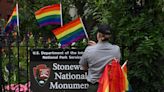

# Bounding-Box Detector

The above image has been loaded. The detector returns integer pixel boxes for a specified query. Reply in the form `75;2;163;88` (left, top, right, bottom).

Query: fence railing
0;33;126;92
0;33;31;92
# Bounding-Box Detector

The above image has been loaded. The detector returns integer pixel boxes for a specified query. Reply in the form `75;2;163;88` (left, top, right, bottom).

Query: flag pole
79;18;89;41
16;3;20;91
60;0;63;26
57;0;63;48
16;3;20;36
121;60;128;69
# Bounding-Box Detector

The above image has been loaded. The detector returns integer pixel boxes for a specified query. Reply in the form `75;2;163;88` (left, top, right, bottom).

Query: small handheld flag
52;17;88;48
97;59;133;92
4;5;18;33
121;61;133;92
35;4;62;27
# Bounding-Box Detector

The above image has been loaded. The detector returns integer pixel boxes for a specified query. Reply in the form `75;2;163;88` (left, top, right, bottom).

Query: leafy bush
1;0;164;91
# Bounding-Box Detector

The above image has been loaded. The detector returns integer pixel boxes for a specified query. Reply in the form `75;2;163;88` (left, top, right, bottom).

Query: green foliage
1;0;164;91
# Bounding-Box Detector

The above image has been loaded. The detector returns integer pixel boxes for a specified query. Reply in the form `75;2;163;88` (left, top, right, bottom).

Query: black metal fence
0;32;126;92
0;32;31;92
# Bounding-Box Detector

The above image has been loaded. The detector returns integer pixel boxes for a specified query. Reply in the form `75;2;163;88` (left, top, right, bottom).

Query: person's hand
88;40;96;46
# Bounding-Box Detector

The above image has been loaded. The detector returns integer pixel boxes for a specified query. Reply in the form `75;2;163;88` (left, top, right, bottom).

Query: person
79;24;121;92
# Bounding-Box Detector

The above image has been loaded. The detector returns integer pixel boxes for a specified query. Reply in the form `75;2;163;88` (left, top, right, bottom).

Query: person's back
79;24;121;92
81;41;120;84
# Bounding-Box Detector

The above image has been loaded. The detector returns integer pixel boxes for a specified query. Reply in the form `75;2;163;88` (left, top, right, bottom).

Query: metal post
0;32;6;92
17;30;20;91
25;33;29;91
7;33;11;92
0;32;3;92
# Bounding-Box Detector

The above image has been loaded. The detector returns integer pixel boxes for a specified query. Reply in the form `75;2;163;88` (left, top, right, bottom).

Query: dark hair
97;24;111;35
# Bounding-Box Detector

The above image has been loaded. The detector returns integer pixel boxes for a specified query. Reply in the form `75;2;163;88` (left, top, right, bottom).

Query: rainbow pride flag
35;4;62;27
122;61;133;92
4;6;17;33
97;59;133;92
97;64;111;92
52;18;87;48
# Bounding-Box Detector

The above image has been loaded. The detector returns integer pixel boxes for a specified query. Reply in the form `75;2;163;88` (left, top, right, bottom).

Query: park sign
30;49;89;92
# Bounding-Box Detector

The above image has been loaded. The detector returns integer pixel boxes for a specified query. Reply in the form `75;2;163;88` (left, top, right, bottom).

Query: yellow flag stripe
56;23;83;39
36;11;60;19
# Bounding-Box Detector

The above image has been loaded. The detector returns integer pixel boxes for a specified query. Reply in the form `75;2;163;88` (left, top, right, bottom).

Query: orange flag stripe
53;18;81;35
35;4;60;15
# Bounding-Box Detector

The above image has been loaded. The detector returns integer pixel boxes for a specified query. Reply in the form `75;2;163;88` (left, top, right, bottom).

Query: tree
1;0;164;91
